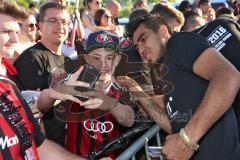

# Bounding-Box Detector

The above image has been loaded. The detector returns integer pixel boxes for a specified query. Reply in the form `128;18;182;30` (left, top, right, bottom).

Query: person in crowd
46;0;69;7
14;10;37;61
123;13;240;160
206;7;216;23
237;0;240;18
95;9;114;29
0;0;93;159
182;10;205;31
82;0;102;38
29;3;39;14
133;0;148;11
13;2;72;146
106;0;121;25
82;0;118;39
227;0;239;15
150;3;185;32
216;6;237;20
46;0;85;60
38;31;136;159
94;8;122;36
179;0;193;14
198;0;211;19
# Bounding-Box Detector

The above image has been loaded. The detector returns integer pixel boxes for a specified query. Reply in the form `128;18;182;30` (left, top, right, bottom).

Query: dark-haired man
124;14;240;160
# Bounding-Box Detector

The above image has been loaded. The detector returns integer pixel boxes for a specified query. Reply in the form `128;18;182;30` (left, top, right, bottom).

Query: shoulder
168;32;206;44
16;43;50;63
167;32;210;52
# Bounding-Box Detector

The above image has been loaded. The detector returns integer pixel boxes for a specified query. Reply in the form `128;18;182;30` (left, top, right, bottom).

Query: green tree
15;0;37;8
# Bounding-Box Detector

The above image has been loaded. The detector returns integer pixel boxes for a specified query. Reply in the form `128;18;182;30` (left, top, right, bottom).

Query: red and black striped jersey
66;83;135;159
0;77;45;160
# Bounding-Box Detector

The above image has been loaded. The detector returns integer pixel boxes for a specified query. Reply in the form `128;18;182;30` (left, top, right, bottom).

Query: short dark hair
39;2;67;22
133;0;146;9
198;0;210;6
216;7;233;18
126;15;172;39
29;3;36;9
182;10;201;31
0;0;28;21
151;3;185;26
129;8;149;21
94;9;105;26
179;0;192;12
83;0;94;9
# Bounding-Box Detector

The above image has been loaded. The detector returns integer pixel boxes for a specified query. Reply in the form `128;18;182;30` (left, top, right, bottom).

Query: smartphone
148;146;163;157
75;64;101;101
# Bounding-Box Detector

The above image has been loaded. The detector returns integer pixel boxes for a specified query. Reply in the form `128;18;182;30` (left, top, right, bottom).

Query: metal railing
116;124;163;160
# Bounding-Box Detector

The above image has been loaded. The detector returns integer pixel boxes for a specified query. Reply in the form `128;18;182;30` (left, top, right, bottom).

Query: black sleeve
166;32;212;72
14;51;44;90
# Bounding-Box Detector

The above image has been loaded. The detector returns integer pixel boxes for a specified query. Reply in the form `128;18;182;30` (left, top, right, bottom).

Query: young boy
66;31;135;159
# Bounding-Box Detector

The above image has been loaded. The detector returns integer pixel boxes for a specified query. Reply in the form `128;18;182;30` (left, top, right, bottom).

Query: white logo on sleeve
166;97;179;119
0;135;19;150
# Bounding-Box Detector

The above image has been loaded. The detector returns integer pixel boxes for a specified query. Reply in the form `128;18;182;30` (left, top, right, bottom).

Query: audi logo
83;119;114;133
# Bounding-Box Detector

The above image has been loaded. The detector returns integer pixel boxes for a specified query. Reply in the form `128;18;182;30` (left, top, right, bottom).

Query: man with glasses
122;15;240;160
14;2;71;146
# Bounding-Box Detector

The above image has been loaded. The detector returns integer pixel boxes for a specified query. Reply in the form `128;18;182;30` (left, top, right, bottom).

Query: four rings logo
83;120;114;133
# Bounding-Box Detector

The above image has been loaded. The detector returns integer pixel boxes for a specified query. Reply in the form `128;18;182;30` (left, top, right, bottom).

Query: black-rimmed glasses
42;18;70;26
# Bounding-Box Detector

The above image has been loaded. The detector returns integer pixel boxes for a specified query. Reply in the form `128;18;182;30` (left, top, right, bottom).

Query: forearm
184;74;240;144
110;103;135;127
136;92;172;133
76;20;85;39
37;89;55;113
38;139;84;160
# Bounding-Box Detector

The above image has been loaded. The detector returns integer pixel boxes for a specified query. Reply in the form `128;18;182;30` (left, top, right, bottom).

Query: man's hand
37;67;91;112
162;134;195;160
64;66;90;87
116;76;144;98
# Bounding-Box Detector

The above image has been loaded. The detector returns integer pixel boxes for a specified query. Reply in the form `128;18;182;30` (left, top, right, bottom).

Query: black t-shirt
194;16;240;71
194;16;240;139
163;32;240;160
14;42;69;91
0;77;45;159
13;42;70;146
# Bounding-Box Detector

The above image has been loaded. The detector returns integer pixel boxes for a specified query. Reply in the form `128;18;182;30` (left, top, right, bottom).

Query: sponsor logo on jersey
0;135;19;150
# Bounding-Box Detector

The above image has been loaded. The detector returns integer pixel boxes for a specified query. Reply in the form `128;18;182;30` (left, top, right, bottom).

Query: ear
38;22;44;31
158;25;169;39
